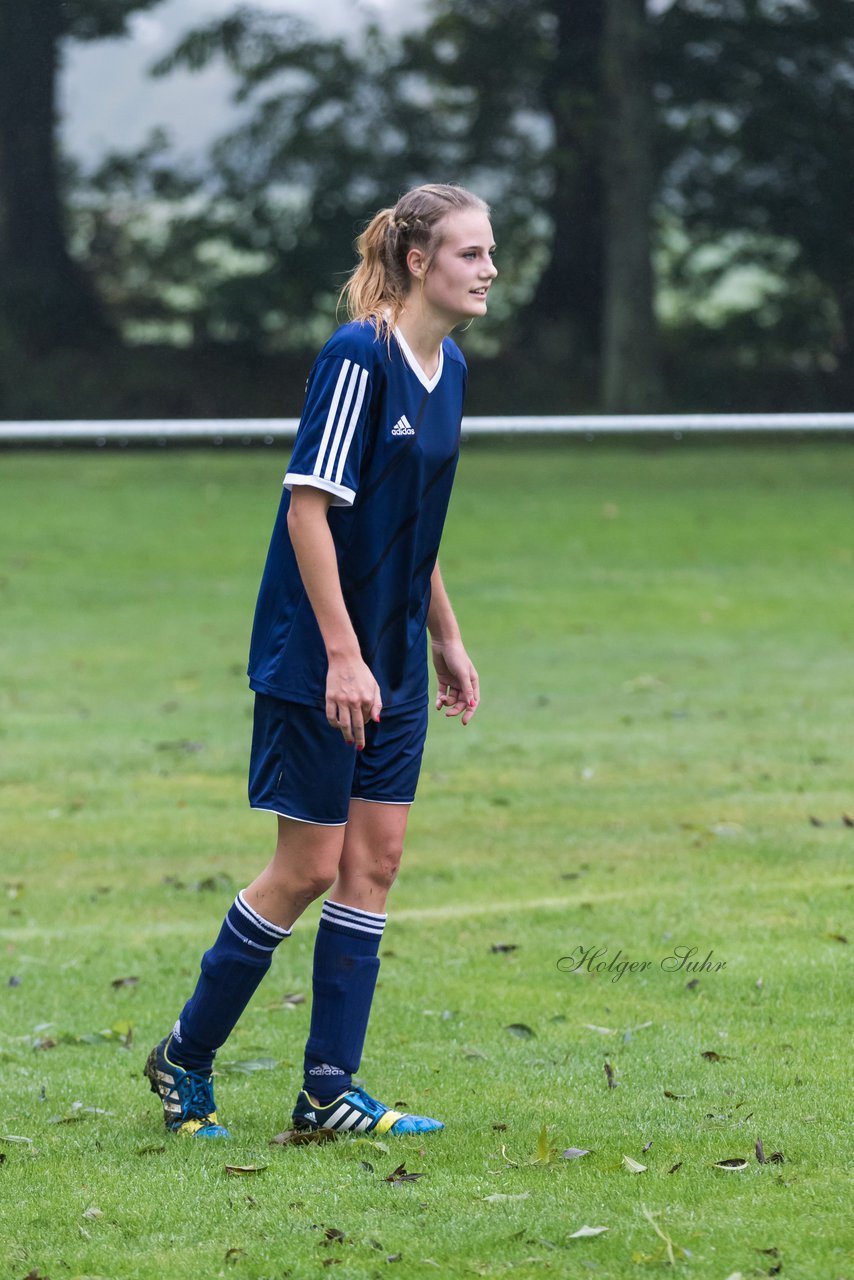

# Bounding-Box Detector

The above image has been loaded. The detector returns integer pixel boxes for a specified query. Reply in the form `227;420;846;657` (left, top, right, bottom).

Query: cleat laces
347;1087;385;1120
184;1071;217;1123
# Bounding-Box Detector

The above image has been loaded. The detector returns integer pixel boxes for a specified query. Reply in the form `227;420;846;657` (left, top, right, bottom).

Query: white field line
2;895;593;943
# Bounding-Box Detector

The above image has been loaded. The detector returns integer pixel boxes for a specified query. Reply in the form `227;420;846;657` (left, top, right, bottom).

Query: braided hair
340;183;490;339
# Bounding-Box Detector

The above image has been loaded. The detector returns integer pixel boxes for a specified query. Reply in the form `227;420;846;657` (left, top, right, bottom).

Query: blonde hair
340;183;490;337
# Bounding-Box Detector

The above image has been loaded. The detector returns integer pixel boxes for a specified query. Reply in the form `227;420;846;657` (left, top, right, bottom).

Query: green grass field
1;442;852;1280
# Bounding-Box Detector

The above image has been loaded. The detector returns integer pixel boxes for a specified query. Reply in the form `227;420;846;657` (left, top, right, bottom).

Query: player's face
417;210;498;324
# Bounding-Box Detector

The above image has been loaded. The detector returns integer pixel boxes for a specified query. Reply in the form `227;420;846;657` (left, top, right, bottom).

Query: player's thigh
273;814;348;891
339;702;427;880
338;797;411;882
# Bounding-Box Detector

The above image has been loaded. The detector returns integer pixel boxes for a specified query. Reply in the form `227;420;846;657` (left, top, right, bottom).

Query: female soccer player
145;183;497;1137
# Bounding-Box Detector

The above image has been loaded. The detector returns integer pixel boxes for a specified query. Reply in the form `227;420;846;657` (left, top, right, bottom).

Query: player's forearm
287;495;361;660
427;561;462;645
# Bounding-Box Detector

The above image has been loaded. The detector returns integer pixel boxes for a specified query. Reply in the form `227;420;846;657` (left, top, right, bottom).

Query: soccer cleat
143;1037;230;1138
292;1085;444;1136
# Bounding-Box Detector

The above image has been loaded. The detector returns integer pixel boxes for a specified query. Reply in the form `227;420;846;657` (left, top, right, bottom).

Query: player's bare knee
300;867;339;903
370;845;403;892
266;859;338;907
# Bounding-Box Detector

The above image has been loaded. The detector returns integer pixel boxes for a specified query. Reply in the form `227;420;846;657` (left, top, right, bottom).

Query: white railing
1;413;853;444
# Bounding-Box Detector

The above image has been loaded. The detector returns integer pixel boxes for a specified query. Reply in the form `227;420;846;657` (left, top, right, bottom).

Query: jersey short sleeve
284;353;373;507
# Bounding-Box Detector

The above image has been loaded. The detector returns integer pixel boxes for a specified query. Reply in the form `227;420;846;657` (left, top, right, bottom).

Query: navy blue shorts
248;693;429;826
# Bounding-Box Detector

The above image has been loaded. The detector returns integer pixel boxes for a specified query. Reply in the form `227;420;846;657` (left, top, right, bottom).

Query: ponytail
340;183;489;339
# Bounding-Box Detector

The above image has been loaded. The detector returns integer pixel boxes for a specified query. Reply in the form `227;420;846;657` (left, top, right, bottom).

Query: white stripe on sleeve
334;368;369;486
313;360;351;478
323;363;360;482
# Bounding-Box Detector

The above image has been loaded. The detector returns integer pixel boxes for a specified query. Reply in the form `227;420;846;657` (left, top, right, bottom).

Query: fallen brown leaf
384;1163;424;1184
270;1127;336;1146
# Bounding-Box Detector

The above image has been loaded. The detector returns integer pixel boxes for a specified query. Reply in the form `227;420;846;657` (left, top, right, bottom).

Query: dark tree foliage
602;0;662;409
63;0;165;40
397;0;609;395
0;0;165;354
410;0;663;407
656;0;854;378
78;2;615;398
62;0;854;409
92;12;433;348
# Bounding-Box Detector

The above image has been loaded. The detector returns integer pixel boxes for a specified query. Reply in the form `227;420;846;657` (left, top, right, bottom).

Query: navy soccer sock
303;899;387;1105
170;892;291;1074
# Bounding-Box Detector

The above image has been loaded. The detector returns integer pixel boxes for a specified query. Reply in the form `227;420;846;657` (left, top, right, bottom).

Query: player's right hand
325;657;382;750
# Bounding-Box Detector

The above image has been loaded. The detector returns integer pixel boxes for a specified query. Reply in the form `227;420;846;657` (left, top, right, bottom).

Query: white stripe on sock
320;903;386;937
324;898;388;922
224;914;278;953
322;899;387;936
235;892;291;940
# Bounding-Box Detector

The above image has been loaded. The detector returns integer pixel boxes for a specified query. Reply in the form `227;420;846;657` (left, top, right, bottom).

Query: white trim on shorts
250;804;348;827
350;796;414;806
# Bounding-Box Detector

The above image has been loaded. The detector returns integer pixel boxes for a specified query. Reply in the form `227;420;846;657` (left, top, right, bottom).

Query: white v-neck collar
393;326;444;393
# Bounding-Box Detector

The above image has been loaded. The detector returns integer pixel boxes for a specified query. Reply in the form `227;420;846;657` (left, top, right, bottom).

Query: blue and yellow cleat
144;1037;230;1138
292;1085;444;1136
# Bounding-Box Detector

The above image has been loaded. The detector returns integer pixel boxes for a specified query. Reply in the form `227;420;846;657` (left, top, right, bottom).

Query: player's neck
394;307;449;380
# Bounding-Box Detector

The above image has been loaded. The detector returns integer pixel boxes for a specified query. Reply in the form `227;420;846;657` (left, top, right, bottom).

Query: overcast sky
61;0;423;163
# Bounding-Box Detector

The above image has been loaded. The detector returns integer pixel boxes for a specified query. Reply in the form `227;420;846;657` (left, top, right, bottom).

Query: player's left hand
431;639;480;725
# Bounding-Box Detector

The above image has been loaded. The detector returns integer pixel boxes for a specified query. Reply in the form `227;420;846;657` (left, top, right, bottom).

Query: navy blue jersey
248;320;467;711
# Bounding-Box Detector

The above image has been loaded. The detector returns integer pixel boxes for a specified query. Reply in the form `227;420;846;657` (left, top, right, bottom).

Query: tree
401;0;663;407
601;0;662;409
398;0;608;397
86;11;426;349
89;7;547;355
656;0;854;384
0;0;165;352
73;1;666;408
71;0;854;411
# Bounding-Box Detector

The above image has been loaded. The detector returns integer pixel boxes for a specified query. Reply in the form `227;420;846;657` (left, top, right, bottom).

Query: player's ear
406;246;427;280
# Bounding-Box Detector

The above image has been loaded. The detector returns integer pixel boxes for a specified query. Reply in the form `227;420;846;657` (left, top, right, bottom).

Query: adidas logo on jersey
391;414;415;436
